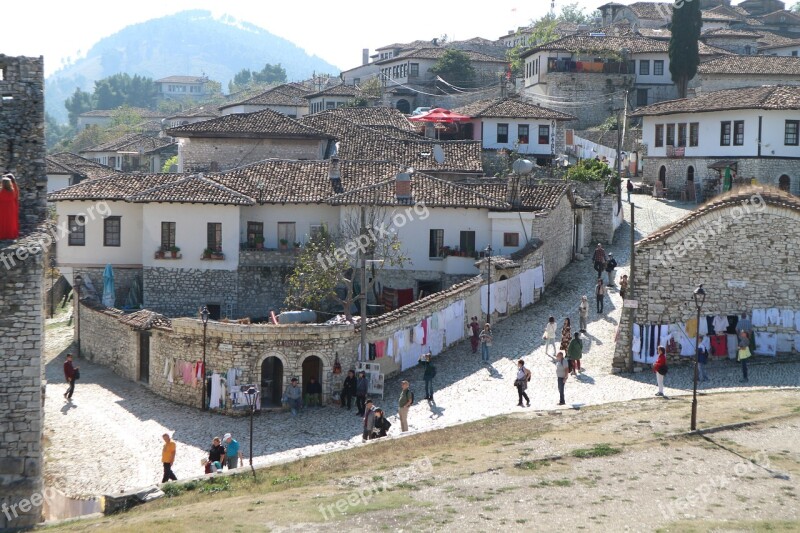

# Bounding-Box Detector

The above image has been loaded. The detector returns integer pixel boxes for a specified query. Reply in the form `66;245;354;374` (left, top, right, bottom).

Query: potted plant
293;241;302;251
202;248;213;259
254;235;265;250
155;247;165;259
279;238;289;251
170;245;180;258
211;248;224;260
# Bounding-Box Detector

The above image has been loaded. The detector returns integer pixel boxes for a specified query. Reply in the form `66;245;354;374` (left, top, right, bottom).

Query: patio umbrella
102;264;115;308
723;167;732;192
407;108;472;123
124;276;142;309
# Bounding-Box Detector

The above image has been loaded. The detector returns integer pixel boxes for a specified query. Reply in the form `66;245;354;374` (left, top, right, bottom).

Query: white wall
488;212;535;255
764;46;800;56
481;117;556;154
47;174;72;194
56;201;143;267
142;203;240;271
239;204;340;248
221;104;308;118
633;53;671;85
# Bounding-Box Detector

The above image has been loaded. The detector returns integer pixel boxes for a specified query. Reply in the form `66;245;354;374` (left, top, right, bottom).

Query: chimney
395;172;412;201
328;157;341;181
362;49;369;66
507;175;521;207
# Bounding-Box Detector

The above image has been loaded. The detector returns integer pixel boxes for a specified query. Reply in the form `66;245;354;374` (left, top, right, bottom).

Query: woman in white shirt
543;316;558;357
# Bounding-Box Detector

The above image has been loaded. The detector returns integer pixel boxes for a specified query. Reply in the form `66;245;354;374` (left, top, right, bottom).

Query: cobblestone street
44;194;800;498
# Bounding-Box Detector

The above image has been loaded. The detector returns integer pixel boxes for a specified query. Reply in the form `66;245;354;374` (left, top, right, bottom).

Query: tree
793;2;800;12
669;0;702;99
253;63;286;84
64;88;95;127
429;49;476;90
285;208;410;322
45;113;73;149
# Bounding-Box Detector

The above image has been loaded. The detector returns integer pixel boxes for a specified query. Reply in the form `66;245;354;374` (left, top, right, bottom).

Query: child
620;275;629;299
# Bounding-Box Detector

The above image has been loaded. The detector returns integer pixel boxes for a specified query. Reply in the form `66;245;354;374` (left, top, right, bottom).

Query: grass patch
657;520;800;533
515;459;551;471
572;444;622;459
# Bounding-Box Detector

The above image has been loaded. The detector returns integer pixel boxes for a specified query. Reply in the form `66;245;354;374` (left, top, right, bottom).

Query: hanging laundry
209;373;222;409
520;270;535;307
685;317;698;338
532;266;545;289
507;275;521;308
795;334;800;353
375;340;386;358
181;361;193;385
751;309;767;327
776;333;794;354
421;319;428;345
671;323;695;357
430;312;439;330
726;334;738;360
163;358;174;383
766;308;780;326
781;309;795;329
710;335;727;357
795;311;800;333
754;332;777;356
494;279;508;314
726;315;739;335
712;315;728;335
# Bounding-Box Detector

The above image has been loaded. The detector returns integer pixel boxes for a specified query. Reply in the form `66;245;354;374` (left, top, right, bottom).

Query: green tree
669;0;702;99
429;49;476;90
45;113;74;149
253;63;287;84
64;87;95;127
793;2;800;11
110;105;144;129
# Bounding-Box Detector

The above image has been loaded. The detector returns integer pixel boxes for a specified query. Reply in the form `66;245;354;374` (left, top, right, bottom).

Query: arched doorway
395;99;411;114
779;174;791;192
686;166;694;182
260;356;284;407
658;166;667;186
302;355;323;401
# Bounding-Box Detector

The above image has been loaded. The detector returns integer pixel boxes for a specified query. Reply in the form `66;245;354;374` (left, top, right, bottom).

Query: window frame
636;88;648;107
496;123;509;144
409;63;419;77
677;123;687;148
655;124;664;148
503;232;520;247
720;121;732;146
160;221;176;250
103;216;121;247
785;120;799;146
538;124;550;145
517;124;529;144
689;122;699;147
733;120;745;146
666;124;675;147
68;215;86;246
246;221;264;247
459;230;476;255
653;60;664;76
429;229;444;258
207;222;222;252
639;59;650;75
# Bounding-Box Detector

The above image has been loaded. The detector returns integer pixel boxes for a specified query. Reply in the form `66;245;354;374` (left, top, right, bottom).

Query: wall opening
260;356;284;407
395;99;411;114
138;332;150;383
658;165;666;186
779;174;791;192
301;355;323;399
687;165;694;182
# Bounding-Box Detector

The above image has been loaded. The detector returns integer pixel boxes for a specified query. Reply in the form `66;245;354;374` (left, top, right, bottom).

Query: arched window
395;99;411;114
687;165;694;182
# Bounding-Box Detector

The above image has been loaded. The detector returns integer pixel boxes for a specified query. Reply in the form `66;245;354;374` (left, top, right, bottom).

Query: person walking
619;275;629;300
559;317;572;353
355;371;368;416
514;359;532;407
543;316;558;357
469;316;481;354
578;295;589;333
555;352;570;405
737;330;751;383
595;279;606;314
361;399;376;442
63;353;78;401
479;323;493;364
161;433;178;483
605;253;618;287
592;243;607;279
626;178;634;203
285;377;302;416
697;336;710;382
567;332;583;375
419;352;436;401
341;369;357;410
653;345;668;397
398;381;413;432
370;409;392;439
223;433;242;470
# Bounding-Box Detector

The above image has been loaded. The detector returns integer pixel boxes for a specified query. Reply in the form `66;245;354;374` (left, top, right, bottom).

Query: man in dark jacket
592;243;607;279
341;369;357;410
63;353;77;401
355;371;368;416
419;352;437;401
605;253;618;287
361;399;375;442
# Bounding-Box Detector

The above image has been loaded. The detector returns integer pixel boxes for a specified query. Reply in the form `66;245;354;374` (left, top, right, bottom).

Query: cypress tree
669;0;703;99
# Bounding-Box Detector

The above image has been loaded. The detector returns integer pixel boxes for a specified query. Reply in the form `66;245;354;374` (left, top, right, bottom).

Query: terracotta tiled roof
314;107;416;132
301;113;483;174
702;28;764;38
375;40;432;52
46;152;118;180
631;85;800;117
166;105;221;119
698;55;800;75
378;47;505;64
702;8;741;22
220;83;312;109
79;108;164;118
80;133;176;155
127;175;256;205
166;108;331;139
328;173;511;209
525;33;730;57
155;76;207;84
759;35;800;50
453;179;569;212
305;83;362;99
637;28;671;40
118;309;173;331
637;186;800;246
698;42;736;56
47;173;188;201
452;97;576;121
368;125;427;140
626;1;673;20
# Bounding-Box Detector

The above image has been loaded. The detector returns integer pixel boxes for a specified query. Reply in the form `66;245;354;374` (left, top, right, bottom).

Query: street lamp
74;274;82;357
691;284;706;431
485;245;493;324
200;306;209;412
244;385;259;478
49;255;56;318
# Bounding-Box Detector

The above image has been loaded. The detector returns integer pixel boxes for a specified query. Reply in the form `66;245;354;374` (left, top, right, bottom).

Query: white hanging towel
751;309;767;327
780;309;794;329
766;308;781;326
712;315;728;335
754;332;777;356
507;276;521;308
494;279;508;314
532;266;545;289
209;373;222;409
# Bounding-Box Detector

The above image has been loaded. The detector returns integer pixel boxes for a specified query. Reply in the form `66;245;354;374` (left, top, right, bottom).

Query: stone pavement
43;195;800;498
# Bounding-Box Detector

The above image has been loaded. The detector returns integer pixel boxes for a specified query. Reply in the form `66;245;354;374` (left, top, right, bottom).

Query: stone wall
78;304;139;381
45;275;70;318
570;181;620;244
180;137;323;172
143;267;238;318
531;194;574;285
73;266;141;309
526;73;631;129
613;187;800;371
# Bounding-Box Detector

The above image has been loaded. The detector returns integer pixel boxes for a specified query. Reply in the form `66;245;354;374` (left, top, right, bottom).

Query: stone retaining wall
78;304;140;382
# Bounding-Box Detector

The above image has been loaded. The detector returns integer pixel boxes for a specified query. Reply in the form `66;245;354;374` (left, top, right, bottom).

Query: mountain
45;10;340;123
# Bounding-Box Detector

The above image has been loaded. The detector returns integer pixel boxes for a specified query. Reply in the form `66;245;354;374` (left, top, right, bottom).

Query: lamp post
485;245;493;324
245;386;259;479
74;274;82;357
49;255;56;318
691;284;706;431
200;306;209;412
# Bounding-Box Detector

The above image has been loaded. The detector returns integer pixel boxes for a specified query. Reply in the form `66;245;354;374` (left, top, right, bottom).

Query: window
678;123;687;147
325;101;336;109
655;124;664;147
636;89;649;106
666;124;675;146
409;63;419;77
104;216;121;247
459;231;476;255
733;120;744;146
785;120;799;146
517;124;529;144
627;59;636;74
720;121;731;146
653;60;664;76
639;59;650;75
309;223;327;240
353;78;360;85
207;222;222;252
690;122;699;147
503;233;520;247
277;222;296;247
793;51;799;57
496;123;509;143
161;222;176;250
538;125;550;144
68;215;85;246
429;229;444;258
246;221;263;247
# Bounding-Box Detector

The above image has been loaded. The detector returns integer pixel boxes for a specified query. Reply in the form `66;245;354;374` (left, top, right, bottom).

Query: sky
2;0;619;78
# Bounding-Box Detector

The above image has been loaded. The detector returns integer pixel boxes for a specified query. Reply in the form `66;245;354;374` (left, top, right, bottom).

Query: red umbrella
408;107;472;123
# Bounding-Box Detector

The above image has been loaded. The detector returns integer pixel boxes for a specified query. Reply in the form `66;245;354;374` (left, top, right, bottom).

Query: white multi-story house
305;83;367;115
219;83;312;118
154;76;210;101
634;85;800;196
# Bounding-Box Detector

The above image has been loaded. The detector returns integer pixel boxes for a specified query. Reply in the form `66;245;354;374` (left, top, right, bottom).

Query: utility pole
360;206;368;362
615;90;629;214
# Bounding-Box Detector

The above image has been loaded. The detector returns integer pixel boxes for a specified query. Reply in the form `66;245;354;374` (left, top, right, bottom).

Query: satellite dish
432;144;445;165
512;159;534;175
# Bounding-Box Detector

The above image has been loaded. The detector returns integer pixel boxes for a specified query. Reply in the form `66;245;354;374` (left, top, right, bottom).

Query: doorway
396;99;411;114
686;165;694;182
260;356;284;407
301;356;323;398
658;165;667;186
779;174;791;192
139;331;150;383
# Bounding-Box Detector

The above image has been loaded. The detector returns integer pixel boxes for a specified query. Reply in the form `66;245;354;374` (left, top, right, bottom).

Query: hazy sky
3;0;621;77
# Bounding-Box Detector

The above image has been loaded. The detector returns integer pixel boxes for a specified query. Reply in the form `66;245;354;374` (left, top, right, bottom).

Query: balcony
547;59;632;74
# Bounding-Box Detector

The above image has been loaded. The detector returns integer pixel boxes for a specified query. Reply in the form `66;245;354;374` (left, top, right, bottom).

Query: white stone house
80;133;177;173
154;75;210;101
163;105;220;129
76;108;166;130
760;37;800;56
219;83;312;118
693;55;800;93
305;83;365;115
45;152;117;194
633;85;800;196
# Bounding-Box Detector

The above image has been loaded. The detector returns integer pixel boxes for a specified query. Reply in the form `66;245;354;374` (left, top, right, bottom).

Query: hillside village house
163;105;220;128
760;37;800;55
633;85;800;197
154;75;211;101
76;108;166;130
45;152;117;194
693;55;800;92
49;158;575;319
80;132;177;173
305;83;365;114
219;83;312;118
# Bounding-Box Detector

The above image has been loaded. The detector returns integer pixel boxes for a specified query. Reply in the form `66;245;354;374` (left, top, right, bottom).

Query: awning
707;160;738;170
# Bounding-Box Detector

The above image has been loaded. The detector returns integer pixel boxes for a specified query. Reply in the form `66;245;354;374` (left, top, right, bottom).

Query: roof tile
452;97;576;121
166;108;330;138
631;85;800;116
